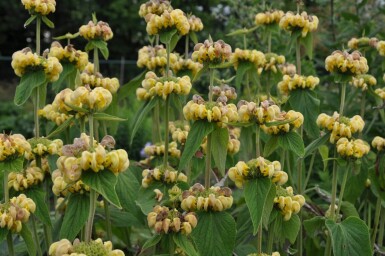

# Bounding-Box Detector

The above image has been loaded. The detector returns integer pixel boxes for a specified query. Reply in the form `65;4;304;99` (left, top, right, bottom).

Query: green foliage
278;131;305;157
24;187;52;227
211;127;229;176
20;224;37;256
0;157;24;175
14;70;47;106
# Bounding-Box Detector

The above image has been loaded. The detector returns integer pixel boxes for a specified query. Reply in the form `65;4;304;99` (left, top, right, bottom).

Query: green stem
166;42;170;77
257;224;263;254
43;178;52;250
368;204;372;231
256;126;261;157
267;221;276;253
85;189;97;243
266;72;271;99
32;215;43;256
156;103;162;142
205;133;212;189
94;48;99;74
163;97;170;168
185;35;189;60
3;173;9;203
209;68;214;102
267;30;272;53
103;197;113;241
339;82;347;116
246;73;251;101
359;91;366;138
33;17;42;138
303;151;316;191
371;197;382;250
280;149;286;170
296;37;301;75
378;207;385;246
89;113;94;150
36;17;41;55
336;163;350;216
297;127;304;256
6;233;14;256
243;34;247;49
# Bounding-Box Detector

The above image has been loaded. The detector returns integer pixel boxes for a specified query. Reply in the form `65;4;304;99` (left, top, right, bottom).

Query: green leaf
159;28;178;44
179;120;215;170
41;15;55;28
82;170;121;208
46;116;75;139
304;132;330;158
14;69;47;106
303;216;325;238
325;217;372;256
263;135;279;157
130;96;159;145
170;33;181;52
192;65;208;82
278;131;305;157
24;15;37;28
272;210;301;244
244;178;273;235
64;101;90;113
235;62;253;90
288;89;320;138
319;145;329;171
142;234;162;251
211;127;229;176
0;228;8;242
24;188;52;227
262;183;277;228
90;40;109;60
53;32;79;40
300;32;313;59
20;224;37;256
192;211;236;256
0;157;24;174
118;70;146;102
93;112;126;122
60;193;90;240
340;201;359;218
189;32;198;45
51;62;77;93
173;233;199;256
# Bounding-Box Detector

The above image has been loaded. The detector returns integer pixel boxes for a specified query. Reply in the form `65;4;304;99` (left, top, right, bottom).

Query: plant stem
163;97;170;168
256;126;261;157
339;82;347;116
185;35;189;60
209;68;214;102
36;17;41;55
33;17;42;138
303;151;316;191
266;72;271;99
89;113;94;149
243;34;247;49
3;173;9;203
267;221;276;253
371;197;382;250
246;73;251;101
103;197;113;241
280;149;286;169
85;189;97;242
297;126;304;256
204;133;212;189
336;163;350;216
267;31;272;53
6;233;14;256
257;224;263;254
359;91;366;138
32;215;43;256
94;48;99;74
296;37;301;75
378;208;385;246
166;42;170;77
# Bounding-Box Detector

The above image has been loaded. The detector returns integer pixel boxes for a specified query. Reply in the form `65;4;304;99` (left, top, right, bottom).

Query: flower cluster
183;95;238;127
80;72;120;94
25;137;63;160
274;186;305;221
255;10;284;26
325;50;369;75
169;121;190;145
39;89;74;125
49;238;124;256
136;71;192;100
228;157;287;188
278;74;320;95
375;87;385;99
138;0;173;17
201;127;241;155
260;53;286;74
21;0;56;15
144;141;181;158
350;74;376;91
261;110;303;135
56;134;129;183
188;15;204;32
137;45;178;72
49;42;89;71
171;57;203;77
279;63;297;76
336;138;370;159
52;170;90;196
181;184;233;212
79;21;113;41
8;167;44;191
0;194;36;233
376;40;385;56
141;166;187;188
192;39;232;64
316;112;365;143
212;84;238;101
232;48;266;70
347;37;378;50
12;47;63;81
65;86;113;111
279;11;319;37
147;206;197;234
0;133;30;161
372;136;385;151
145;9;190;36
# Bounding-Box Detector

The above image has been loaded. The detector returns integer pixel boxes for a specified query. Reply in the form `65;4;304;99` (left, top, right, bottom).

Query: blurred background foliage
1;0;385;160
